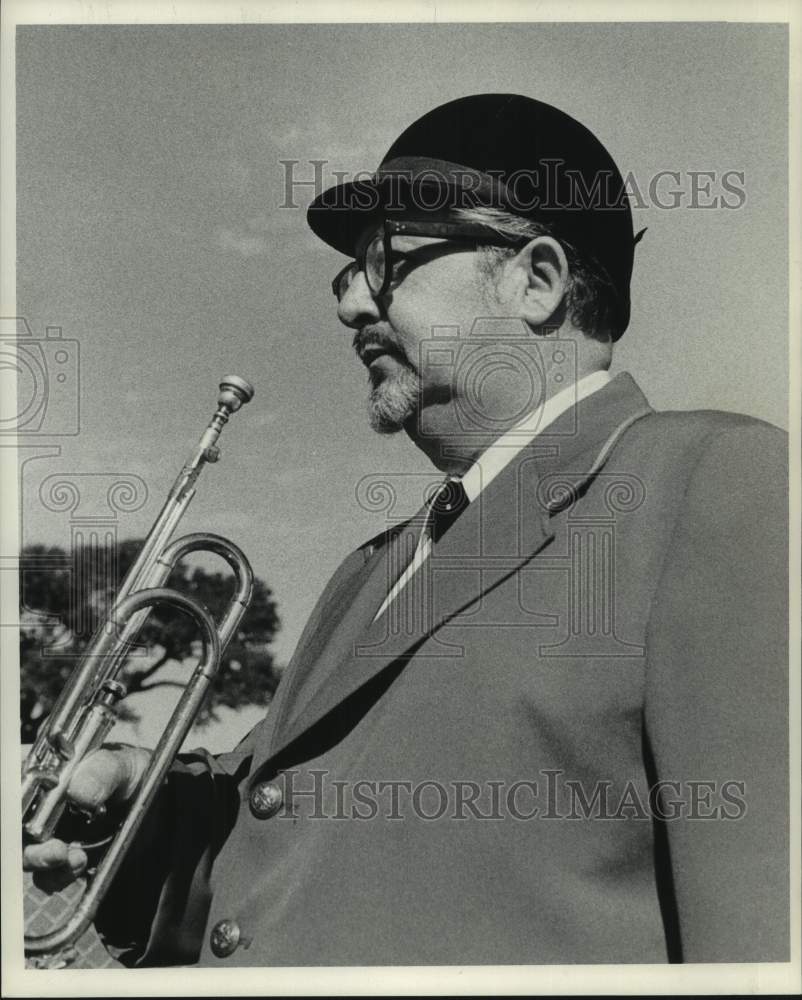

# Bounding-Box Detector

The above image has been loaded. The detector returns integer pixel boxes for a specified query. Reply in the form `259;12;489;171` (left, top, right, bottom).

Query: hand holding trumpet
23;745;151;892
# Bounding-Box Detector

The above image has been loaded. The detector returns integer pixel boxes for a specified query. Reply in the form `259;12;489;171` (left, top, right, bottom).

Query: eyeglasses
331;219;526;302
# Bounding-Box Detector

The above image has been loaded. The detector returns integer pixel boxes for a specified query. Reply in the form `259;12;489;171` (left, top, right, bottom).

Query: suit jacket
97;372;789;966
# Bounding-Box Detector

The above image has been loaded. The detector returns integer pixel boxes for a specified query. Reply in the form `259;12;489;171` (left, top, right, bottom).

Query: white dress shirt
374;370;612;620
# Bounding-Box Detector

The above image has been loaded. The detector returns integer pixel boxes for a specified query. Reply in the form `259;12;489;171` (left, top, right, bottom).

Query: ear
508;236;571;328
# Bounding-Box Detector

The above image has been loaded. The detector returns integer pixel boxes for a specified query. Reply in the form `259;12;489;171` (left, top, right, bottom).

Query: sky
11;21;789;747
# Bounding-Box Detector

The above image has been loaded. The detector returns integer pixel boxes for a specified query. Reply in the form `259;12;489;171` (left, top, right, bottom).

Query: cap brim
307;179;386;257
307;158;507;257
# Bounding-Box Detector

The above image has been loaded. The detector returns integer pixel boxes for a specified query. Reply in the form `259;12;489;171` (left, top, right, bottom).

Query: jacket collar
260;372;653;766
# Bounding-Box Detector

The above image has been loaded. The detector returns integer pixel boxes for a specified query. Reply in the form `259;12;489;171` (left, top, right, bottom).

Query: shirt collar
459;370;613;503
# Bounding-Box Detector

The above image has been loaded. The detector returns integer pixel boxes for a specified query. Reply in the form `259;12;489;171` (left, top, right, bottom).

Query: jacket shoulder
620;406;787;463
637;406;784;438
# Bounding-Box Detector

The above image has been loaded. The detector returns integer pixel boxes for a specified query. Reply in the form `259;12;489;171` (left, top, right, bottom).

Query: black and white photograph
2;1;799;995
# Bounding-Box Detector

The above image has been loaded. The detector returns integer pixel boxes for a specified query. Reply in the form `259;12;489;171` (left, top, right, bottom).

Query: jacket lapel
264;372;653;763
263;510;429;756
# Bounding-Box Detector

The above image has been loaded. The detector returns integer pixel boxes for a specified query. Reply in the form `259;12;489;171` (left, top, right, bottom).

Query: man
24;94;788;966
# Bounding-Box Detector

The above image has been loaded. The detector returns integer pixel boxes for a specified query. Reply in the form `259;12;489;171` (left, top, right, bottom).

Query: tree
19;540;281;743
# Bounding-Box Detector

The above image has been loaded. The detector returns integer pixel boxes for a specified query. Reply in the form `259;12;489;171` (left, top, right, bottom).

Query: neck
407;424;483;476
407;363;609;475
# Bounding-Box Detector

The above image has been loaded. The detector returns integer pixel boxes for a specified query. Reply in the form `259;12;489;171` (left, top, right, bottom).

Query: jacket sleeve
643;422;789;962
94;541;378;965
94;729;258;966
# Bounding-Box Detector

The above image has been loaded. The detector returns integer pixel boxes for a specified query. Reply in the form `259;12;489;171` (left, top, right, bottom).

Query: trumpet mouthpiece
218;375;255;413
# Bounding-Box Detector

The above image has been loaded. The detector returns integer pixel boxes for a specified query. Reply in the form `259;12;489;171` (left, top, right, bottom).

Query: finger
66;748;128;810
24;840;87;894
23;838;70;871
23;839;88;873
67;845;88;875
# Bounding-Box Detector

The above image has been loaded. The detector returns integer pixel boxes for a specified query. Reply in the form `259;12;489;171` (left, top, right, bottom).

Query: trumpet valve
49;732;75;761
96;679;127;707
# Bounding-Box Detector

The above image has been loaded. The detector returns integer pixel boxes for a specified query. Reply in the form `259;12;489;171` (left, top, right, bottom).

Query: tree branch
137;680;184;692
128;650;171;686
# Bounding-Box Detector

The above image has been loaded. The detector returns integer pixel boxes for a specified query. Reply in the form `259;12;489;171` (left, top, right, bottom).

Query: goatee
367;366;421;434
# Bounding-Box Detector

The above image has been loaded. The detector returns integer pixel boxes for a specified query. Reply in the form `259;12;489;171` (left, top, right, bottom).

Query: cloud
264;118;382;174
250;409;278;429
216;226;270;258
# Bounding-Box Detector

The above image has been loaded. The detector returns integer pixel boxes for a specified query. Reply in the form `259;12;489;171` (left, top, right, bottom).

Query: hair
452;206;619;343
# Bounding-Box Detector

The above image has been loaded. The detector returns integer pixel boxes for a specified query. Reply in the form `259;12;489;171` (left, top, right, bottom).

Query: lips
358;340;409;370
354;325;411;371
360;345;390;367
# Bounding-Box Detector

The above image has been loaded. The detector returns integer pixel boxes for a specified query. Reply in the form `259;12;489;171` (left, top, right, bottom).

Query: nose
337;270;382;329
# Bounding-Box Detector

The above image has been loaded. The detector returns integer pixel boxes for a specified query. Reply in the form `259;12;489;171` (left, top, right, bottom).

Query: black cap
308;94;640;338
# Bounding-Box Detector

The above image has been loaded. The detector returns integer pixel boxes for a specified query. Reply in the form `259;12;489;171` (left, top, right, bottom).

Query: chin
367;395;415;434
367;371;420;434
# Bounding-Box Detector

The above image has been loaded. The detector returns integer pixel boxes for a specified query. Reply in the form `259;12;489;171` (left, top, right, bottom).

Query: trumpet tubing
22;376;255;964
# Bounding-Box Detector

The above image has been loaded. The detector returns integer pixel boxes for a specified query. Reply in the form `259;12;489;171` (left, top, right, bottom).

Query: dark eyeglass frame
331;219;526;301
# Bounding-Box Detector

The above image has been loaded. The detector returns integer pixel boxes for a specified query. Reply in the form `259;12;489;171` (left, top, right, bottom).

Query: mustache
352;326;409;363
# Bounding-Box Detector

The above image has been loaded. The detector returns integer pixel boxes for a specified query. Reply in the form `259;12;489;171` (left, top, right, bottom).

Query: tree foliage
19;540;281;743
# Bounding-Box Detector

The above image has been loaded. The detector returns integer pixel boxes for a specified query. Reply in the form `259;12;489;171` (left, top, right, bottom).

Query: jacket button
209;918;241;958
249;780;283;819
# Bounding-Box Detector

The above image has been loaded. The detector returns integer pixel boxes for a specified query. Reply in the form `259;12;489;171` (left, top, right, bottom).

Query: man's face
337;225;506;436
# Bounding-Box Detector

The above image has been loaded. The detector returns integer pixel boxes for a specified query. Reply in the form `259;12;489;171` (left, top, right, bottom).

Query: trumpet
22;375;255;965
